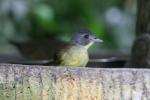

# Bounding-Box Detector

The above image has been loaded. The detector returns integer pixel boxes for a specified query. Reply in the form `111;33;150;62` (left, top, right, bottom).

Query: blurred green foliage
0;0;136;54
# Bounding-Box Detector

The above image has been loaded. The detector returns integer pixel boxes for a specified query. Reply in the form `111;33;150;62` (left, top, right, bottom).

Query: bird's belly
61;47;89;67
72;53;89;67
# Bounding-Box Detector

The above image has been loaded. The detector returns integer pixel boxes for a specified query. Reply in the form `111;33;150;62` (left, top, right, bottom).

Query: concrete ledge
0;63;149;100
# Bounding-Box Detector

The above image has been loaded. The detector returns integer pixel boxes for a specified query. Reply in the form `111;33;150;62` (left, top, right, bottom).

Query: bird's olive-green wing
53;45;70;66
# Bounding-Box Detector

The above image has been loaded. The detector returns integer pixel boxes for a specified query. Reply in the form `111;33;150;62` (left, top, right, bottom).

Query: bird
53;30;103;67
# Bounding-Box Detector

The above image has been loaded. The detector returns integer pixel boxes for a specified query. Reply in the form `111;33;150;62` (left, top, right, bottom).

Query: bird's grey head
71;30;103;46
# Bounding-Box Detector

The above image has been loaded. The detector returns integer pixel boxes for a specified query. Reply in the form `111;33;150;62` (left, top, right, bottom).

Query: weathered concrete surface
0;64;150;100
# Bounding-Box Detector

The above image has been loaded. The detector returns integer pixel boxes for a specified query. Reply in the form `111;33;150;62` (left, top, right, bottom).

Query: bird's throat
85;42;94;49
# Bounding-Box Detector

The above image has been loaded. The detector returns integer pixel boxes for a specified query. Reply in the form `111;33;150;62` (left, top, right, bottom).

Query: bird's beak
93;38;103;43
88;35;103;43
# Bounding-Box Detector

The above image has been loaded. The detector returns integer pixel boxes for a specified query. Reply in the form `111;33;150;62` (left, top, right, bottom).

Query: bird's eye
84;34;89;38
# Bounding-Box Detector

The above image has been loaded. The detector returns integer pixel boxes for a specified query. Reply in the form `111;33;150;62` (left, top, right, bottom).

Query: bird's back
54;44;89;67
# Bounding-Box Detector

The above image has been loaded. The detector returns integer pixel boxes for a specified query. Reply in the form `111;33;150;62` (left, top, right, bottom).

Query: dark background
0;0;136;64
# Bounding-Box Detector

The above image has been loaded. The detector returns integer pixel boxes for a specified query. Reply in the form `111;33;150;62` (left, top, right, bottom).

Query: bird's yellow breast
59;45;89;67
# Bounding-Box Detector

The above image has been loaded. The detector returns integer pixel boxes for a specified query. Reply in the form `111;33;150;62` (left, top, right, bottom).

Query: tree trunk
0;64;150;100
136;0;150;36
126;0;150;67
